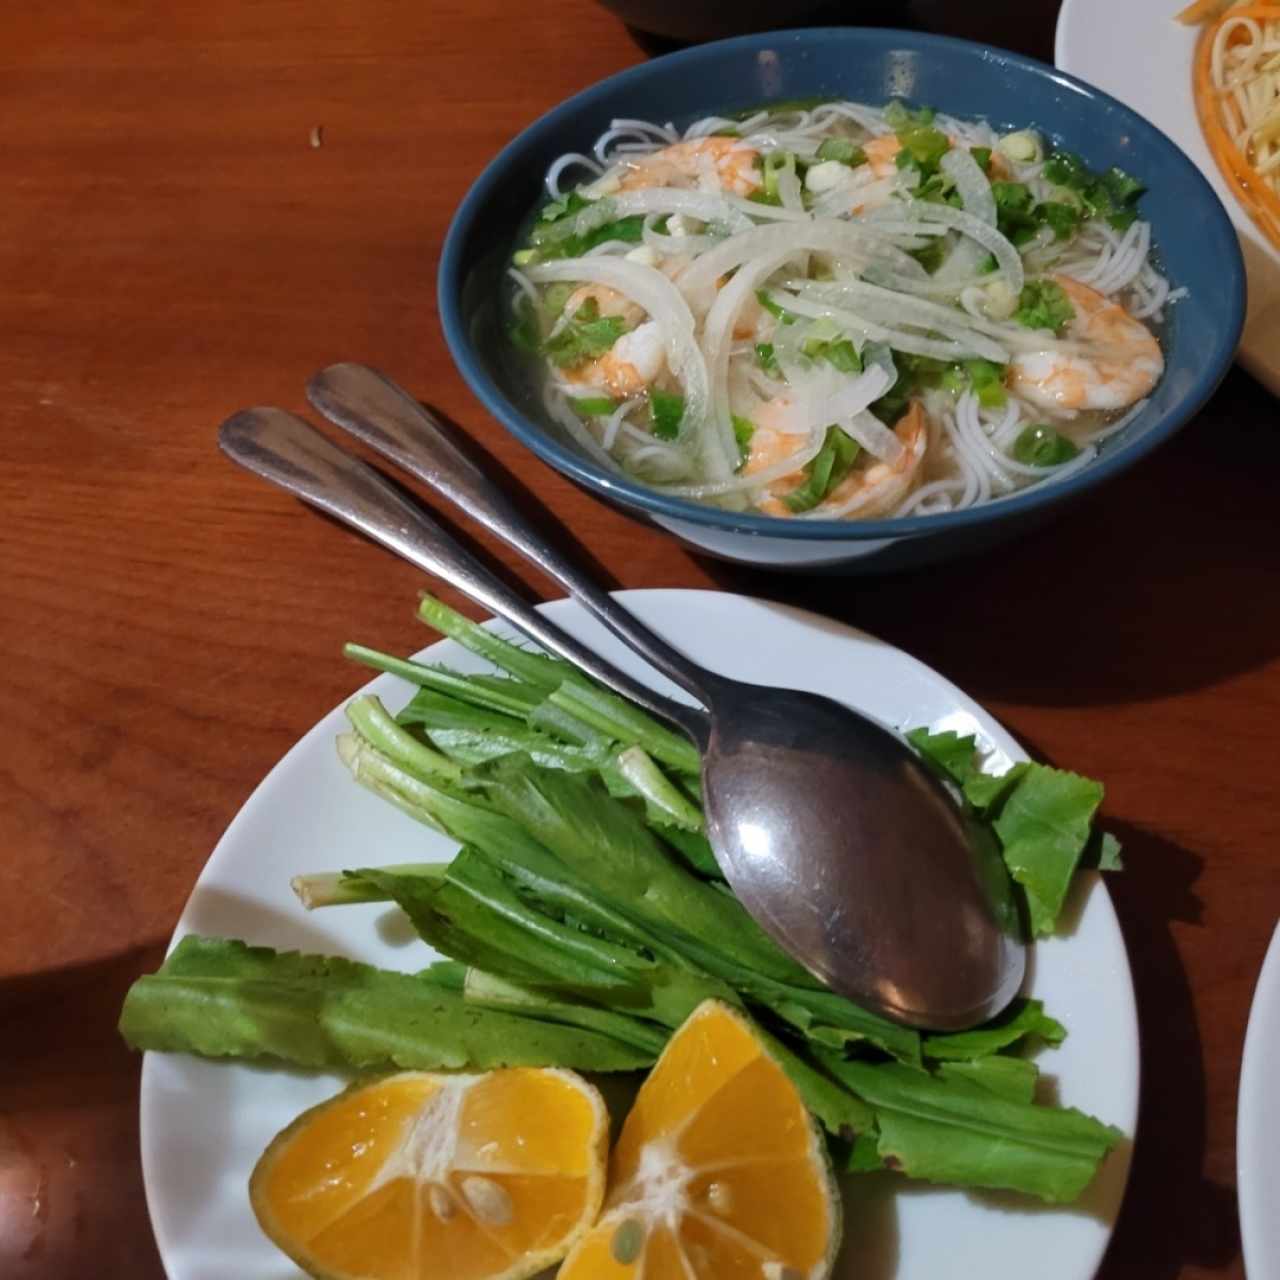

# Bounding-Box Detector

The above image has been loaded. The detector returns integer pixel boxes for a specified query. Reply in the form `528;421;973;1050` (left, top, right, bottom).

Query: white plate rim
1055;0;1280;398
139;588;1141;1280
1238;920;1280;1277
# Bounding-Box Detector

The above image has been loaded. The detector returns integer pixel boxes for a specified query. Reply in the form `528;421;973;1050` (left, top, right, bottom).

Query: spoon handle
218;406;709;743
306;362;730;710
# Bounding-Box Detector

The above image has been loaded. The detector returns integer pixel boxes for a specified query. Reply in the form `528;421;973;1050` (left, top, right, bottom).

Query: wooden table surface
2;0;1277;1275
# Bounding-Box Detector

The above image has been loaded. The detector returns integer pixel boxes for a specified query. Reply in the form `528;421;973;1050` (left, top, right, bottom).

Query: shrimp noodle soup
505;99;1182;521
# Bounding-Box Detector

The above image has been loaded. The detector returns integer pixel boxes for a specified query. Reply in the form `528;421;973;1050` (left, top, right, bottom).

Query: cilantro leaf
1042;150;1146;231
1013;423;1080;467
803;334;862;374
648;389;684;440
1013;279;1076;335
783;426;860;513
816;137;867;167
755;342;781;376
542;298;628;368
756;289;797;323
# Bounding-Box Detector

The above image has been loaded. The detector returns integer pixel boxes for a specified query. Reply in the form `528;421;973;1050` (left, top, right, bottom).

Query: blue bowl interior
440;28;1245;543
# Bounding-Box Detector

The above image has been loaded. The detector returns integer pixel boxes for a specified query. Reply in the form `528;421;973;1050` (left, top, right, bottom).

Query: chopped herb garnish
542;298;629;368
783;426;861;513
804;334;862;374
571;396;618;416
1013;279;1076;336
756;290;797;324
1042;151;1146;231
816;137;867;167
731;413;756;468
755;342;781;376
970;146;992;173
509;294;540;352
909;236;950;274
869;352;950;425
1013;424;1080;467
649;389;684;440
538;190;592;224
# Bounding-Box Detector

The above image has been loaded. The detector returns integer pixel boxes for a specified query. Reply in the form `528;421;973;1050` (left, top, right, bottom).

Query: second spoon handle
306;362;730;709
217;406;709;745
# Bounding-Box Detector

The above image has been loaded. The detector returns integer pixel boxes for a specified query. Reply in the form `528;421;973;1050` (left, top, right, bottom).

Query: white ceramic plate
1056;0;1280;398
140;589;1139;1280
1238;922;1280;1278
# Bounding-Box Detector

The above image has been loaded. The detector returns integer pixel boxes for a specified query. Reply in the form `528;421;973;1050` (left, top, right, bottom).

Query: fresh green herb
1013;423;1080;467
824;1056;1121;1204
571;396;618;416
816;137;867;167
1037;201;1083;241
543;281;576;320
509;293;540;352
1013;279;1076;335
538;190;592;225
731;413;756;467
884;100;936;131
756;289;797;324
909;236;950;274
1042;151;1146;230
542;298;629;368
992;180;1039;245
803;333;862;374
943;357;1007;409
869;352;950;425
118;935;655;1072
970;145;992;173
924;998;1065;1061
755;342;781;376
906;728;1116;937
761;151;794;204
529;214;646;264
648;389;684;441
783;426;860;513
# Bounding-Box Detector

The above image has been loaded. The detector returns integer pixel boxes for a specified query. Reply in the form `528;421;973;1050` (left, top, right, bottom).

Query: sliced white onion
940;148;996;226
676;220;930;314
611;189;755;234
899;202;1024;293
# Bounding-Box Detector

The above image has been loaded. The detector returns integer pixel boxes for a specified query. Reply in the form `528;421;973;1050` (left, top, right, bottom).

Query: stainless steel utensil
220;376;1025;1030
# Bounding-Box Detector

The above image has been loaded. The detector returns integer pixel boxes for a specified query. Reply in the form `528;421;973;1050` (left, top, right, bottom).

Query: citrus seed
428;1183;456;1222
610;1218;645;1265
461;1175;514;1227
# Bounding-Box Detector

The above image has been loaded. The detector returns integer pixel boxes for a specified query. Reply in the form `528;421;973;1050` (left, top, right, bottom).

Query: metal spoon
220;383;1025;1030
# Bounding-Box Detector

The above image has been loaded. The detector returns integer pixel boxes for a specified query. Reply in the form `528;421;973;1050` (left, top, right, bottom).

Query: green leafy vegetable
756;289;797;324
542;298;629;368
908;236;950;274
885;101;950;178
804;334;863;374
869;351;949;425
825;1057;1122;1203
937;1056;1040;1104
782;426;861;513
970;145;992;173
731;413;756;467
509;294;540;352
942;358;1008;409
1013;423;1080;467
649;389;684;440
994;769;1106;937
537;190;592;225
816;137;867;167
571;396;618;416
119;936;654;1072
1013;279;1076;335
1043;151;1147;230
925;999;1066;1061
755;342;780;376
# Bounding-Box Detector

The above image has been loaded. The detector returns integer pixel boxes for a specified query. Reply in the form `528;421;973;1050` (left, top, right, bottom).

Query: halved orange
559;1000;841;1280
249;1068;608;1280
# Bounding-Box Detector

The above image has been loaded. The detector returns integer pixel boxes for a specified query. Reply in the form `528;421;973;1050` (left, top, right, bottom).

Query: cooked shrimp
863;134;903;179
744;401;929;518
1009;275;1164;415
618;137;761;196
565;320;665;397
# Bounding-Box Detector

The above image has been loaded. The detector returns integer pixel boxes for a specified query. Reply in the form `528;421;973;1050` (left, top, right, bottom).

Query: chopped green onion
1013;424;1080;467
816;137;867;167
649;389;684;440
1013;280;1075;336
572;396;618;416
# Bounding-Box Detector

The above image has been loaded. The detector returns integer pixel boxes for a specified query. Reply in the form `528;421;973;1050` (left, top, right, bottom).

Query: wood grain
0;2;1274;1276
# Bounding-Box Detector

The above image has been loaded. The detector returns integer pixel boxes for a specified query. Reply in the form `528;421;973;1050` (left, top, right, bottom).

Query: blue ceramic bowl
438;28;1245;571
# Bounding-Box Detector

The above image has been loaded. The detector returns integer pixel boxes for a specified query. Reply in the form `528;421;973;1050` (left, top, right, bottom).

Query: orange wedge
559;1000;840;1280
249;1068;608;1280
